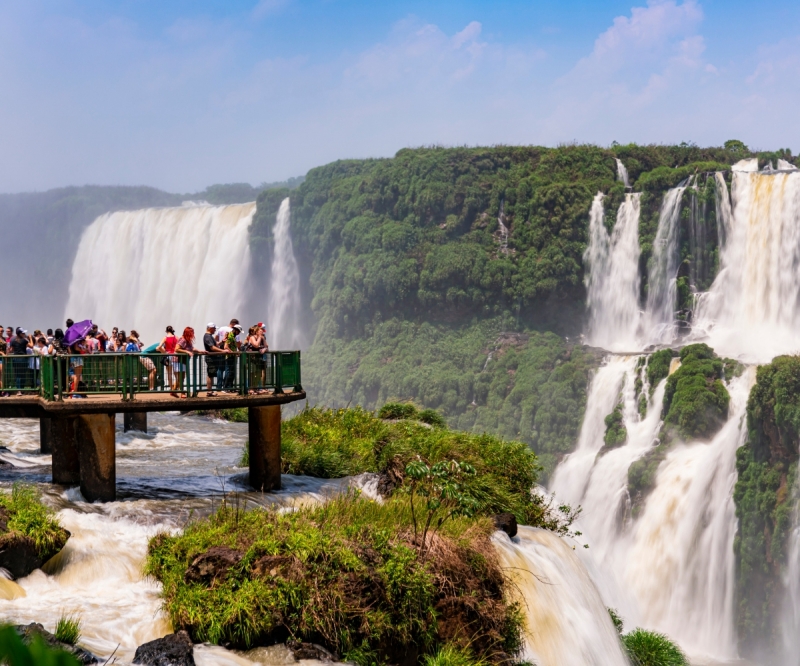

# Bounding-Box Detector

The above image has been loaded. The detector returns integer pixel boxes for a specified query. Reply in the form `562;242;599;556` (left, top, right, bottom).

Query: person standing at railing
247;324;268;394
8;328;29;395
157;326;179;392
172;327;199;398
51;329;69;396
215;319;242;392
4;327;13;345
32;337;49;387
69;337;87;397
202;323;224;396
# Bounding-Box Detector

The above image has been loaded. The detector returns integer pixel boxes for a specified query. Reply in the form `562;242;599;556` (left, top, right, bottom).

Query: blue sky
2;0;800;193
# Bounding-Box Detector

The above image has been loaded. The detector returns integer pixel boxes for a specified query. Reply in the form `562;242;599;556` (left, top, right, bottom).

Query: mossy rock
602;403;627;452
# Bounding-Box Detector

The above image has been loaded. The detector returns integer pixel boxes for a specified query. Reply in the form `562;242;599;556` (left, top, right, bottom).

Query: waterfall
616;158;631;188
713;172;732;249
65;203;255;344
267;198;304;350
494;527;629;666
693;162;800;361
550;360;754;661
643;183;689;345
584;193;642;350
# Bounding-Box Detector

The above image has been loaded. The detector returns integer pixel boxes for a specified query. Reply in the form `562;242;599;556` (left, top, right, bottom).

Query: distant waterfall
584;193;642;350
693;160;800;361
643;183;689;344
65;203;255;344
494;528;629;666
713;172;732;249
550;360;754;660
616;159;630;188
267;198;304;350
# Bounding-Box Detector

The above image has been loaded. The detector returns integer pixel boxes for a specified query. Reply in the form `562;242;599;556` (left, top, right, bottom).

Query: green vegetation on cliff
734;356;800;660
281;405;576;531
0;484;69;561
146;493;523;664
627;345;730;510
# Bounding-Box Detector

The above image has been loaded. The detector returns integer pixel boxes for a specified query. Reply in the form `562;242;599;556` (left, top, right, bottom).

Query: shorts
172;361;187;373
139;357;155;372
71;357;84;368
206;357;218;378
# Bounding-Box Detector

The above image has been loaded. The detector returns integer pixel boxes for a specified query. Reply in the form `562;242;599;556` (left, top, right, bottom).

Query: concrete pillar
248;405;281;491
76;413;116;503
123;411;147;433
39;417;53;454
50;416;80;485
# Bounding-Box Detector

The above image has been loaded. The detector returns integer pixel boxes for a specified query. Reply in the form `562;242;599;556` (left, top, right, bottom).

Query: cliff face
734;356;800;660
249;143;774;466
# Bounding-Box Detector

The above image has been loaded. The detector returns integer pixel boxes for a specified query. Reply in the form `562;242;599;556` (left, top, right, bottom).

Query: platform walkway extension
0;351;305;502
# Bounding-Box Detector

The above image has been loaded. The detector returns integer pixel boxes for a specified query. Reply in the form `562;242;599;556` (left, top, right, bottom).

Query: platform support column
123;411;147;433
39;417;53;454
77;413;116;503
51;416;80;485
248;405;281;491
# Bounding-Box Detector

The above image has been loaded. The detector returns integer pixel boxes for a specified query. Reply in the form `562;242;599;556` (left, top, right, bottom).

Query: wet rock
376;455;405;497
14;623;100;664
492;512;517;538
287;640;335;661
184;546;243;585
252;554;292;578
133;630;195;666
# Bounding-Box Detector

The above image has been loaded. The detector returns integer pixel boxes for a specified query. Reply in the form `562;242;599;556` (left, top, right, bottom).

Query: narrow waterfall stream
268;198;304;350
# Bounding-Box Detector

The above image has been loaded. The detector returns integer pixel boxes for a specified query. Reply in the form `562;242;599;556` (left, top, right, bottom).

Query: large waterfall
267;198;304;350
694;160;800;361
65;203;255;344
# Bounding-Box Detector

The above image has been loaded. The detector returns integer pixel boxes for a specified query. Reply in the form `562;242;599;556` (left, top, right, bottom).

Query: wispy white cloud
252;0;290;21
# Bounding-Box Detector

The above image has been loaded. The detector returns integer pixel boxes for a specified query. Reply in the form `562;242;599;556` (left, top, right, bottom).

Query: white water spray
65;204;255;344
584;193;642;350
267;198;304;350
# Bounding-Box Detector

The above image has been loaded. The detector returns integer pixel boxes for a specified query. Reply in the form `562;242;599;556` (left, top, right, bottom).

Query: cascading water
550;355;754;662
584;193;642;350
616;158;631;188
693;159;800;361
267;198;304;350
713;172;732;249
494;527;629;666
642;182;690;345
64;203;255;344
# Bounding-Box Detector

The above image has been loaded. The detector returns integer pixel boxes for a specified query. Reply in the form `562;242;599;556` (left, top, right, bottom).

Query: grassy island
147;404;581;663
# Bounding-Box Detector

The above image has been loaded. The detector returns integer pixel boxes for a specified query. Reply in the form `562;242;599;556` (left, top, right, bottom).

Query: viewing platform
0;351;305;502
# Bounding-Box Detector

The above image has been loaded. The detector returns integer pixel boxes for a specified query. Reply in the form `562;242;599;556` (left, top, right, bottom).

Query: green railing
20;351;301;401
0;355;44;395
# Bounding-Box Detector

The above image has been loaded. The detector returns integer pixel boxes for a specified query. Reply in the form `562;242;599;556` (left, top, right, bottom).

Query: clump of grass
622;628;689;666
0;484;69;560
219;408;248;423
146;492;523;664
423;644;488;666
54;615;81;646
239;441;249;467
0;625;80;665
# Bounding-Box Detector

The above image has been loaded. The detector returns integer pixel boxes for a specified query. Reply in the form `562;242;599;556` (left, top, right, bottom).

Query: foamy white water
494;527;629;666
584;193;642;350
267;198;304;350
64;203;255;345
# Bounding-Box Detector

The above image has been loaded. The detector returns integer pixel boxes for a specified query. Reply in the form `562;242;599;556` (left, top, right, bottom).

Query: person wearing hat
203;323;225;396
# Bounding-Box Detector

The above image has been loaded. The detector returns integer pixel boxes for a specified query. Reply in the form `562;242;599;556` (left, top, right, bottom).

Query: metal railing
11;351;301;401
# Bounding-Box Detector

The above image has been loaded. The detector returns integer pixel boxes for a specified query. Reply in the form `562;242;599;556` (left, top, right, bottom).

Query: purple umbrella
64;320;93;346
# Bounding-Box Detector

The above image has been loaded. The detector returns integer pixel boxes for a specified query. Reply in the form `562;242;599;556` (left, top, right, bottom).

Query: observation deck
0;351;305;502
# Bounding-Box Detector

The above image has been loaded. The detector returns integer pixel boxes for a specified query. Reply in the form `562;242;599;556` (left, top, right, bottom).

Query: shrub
379;402;419;420
603;403;626;450
622;628;688;666
423;645;488;666
418;409;447;428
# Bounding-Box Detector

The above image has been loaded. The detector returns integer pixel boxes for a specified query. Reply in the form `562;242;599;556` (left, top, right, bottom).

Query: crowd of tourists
0;318;270;399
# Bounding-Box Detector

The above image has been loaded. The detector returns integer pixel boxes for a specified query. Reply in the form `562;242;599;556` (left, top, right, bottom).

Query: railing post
294;351;303;393
274;352;284;395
